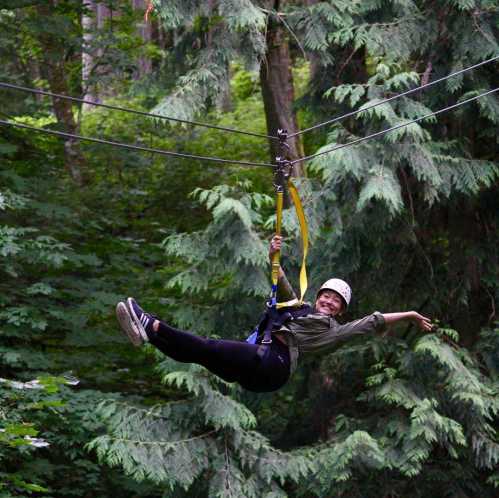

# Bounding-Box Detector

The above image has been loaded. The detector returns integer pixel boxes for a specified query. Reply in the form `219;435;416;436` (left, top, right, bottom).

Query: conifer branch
108;399;192;419
105;429;218;446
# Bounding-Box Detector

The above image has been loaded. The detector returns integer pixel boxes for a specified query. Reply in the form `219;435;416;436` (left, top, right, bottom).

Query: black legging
147;320;291;393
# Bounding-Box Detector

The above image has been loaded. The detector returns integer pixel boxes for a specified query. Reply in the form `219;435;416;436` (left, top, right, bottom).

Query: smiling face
315;289;344;316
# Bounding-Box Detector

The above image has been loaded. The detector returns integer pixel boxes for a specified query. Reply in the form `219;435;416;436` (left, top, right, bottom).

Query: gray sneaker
116;301;146;346
126;297;154;341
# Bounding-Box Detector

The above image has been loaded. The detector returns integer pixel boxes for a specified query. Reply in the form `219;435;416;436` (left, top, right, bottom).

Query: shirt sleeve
333;311;386;339
277;273;297;302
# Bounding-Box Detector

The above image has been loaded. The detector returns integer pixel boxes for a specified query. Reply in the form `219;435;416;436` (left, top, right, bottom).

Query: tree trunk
82;0;99;107
132;0;153;78
259;0;304;176
81;1;113;106
36;1;87;185
96;1;110;27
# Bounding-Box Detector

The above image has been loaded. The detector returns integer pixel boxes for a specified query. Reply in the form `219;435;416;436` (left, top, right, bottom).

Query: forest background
0;1;498;497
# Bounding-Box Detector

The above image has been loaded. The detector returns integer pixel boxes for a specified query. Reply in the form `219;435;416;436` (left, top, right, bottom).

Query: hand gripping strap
271;189;284;287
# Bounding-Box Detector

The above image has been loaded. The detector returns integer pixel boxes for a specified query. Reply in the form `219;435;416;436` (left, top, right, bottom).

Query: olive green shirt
275;274;386;374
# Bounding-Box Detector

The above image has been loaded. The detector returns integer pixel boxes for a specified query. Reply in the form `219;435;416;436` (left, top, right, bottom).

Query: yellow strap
276;297;301;308
274;179;309;308
287;179;309;303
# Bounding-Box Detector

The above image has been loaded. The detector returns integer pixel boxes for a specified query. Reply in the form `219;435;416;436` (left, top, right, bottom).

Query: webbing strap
275;179;309;308
288;179;309;303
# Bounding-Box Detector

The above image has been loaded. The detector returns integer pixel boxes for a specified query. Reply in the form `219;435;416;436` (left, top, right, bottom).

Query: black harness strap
258;304;313;346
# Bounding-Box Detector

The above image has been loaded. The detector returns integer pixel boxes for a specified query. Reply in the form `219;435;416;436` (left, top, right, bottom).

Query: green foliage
160;180;272;332
90;361;312;495
290;327;498;497
0;11;182;493
151;0;266;121
356;164;403;215
1;1;498;497
309;430;385;485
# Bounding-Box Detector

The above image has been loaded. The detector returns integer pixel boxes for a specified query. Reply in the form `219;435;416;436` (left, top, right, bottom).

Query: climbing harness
248;303;313;355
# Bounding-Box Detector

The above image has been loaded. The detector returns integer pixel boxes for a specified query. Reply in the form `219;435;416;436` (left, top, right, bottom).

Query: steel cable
291;87;499;165
0;119;274;168
0;81;277;141
288;55;499;139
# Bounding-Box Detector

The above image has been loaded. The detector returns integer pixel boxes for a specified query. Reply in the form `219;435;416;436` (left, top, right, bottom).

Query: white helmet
317;278;352;308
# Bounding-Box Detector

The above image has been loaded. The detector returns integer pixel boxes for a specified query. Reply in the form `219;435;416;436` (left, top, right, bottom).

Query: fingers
269;235;283;261
270;235;283;251
413;312;430;322
411;312;434;332
418;316;434;332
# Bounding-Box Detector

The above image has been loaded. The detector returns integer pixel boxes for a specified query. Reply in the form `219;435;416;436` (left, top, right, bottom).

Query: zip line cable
1;56;496;147
1;87;495;169
0;81;276;141
288;55;499;139
291;87;499;165
0;119;274;168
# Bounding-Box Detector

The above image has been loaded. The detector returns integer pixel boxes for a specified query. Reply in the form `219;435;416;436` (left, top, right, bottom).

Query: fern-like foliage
298;326;499;497
357;163;403;215
150;0;265;121
90;351;313;495
160;180;273;333
83;2;498;497
306;430;385;491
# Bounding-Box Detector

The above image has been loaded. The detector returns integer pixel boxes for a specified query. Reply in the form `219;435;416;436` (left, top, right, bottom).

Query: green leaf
357;165;403;214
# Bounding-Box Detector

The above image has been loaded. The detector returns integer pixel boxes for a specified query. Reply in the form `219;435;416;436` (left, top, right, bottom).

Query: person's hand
410;311;433;332
269;235;282;260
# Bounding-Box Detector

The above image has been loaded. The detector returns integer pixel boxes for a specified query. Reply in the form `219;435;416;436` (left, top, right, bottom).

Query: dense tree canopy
1;1;498;497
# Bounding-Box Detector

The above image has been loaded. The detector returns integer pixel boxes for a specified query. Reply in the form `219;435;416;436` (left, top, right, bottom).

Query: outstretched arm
382;311;433;332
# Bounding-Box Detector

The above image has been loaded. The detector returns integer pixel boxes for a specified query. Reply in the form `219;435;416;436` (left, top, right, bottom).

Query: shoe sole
116;302;143;347
126;297;149;342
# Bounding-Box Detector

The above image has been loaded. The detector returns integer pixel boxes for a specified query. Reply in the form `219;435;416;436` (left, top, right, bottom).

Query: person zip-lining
115;235;433;393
